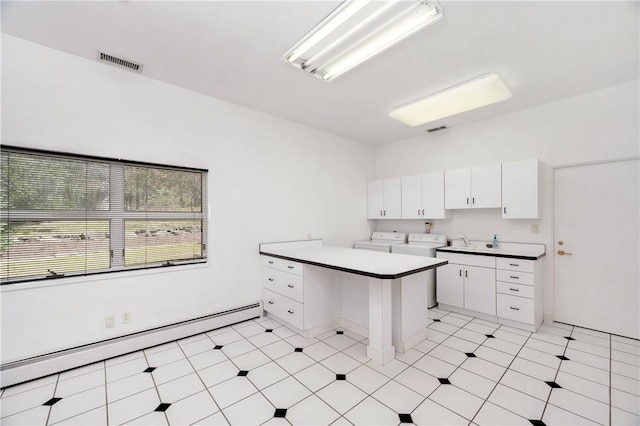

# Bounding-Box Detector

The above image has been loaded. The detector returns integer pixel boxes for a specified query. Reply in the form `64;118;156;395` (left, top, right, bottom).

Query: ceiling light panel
389;72;512;126
284;0;443;81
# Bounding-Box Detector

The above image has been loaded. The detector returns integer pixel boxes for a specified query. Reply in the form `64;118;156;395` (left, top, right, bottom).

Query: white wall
0;35;375;363
373;79;640;322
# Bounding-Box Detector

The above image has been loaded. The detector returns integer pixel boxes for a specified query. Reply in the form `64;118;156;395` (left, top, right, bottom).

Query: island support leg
367;277;395;364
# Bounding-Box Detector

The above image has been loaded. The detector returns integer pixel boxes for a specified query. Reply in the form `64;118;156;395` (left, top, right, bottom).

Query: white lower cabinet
436;253;496;316
262;256;340;336
437;251;543;331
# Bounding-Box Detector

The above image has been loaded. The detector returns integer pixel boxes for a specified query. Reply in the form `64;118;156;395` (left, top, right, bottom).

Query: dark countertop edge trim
435;248;545;260
260;251;448;280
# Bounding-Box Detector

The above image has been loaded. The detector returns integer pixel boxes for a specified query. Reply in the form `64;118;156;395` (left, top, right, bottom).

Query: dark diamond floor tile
529;420;547;426
564;336;575;341
294;348;303;352
399;413;413;423
556;355;570;361
336;374;346;381
485;334;495;338
274;408;287;418
214;345;224;350
336;330;344;335
465;352;477;358
438;378;451;385
155;403;171;412
43;397;62;406
545;381;562;389
432;319;441;322
265;329;273;333
237;370;249;377
143;367;156;373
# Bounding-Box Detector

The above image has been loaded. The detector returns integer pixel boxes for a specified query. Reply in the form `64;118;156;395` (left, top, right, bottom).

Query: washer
354;231;407;253
392;233;447;308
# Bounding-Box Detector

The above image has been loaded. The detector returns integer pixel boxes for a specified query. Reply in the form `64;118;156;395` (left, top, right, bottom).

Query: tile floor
1;308;639;425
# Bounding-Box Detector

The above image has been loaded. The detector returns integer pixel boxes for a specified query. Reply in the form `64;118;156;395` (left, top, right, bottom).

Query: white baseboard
1;303;260;388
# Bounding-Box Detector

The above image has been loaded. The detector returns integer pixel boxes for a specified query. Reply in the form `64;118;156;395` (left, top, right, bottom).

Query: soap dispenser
492;234;499;249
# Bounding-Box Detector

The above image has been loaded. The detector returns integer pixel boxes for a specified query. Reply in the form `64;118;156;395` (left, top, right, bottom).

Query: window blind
0;146;208;284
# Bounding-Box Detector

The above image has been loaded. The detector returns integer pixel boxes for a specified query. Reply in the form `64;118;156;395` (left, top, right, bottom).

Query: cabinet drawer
263;289;303;329
496;258;534;273
262;268;303;302
497;294;534;324
496;269;534;286
262;256;304;276
497;281;534;299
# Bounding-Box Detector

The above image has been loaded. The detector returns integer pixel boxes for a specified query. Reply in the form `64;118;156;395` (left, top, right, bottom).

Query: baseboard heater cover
0;303;261;388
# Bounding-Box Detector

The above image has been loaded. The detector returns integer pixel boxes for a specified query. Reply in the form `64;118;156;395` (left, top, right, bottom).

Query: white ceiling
2;1;638;146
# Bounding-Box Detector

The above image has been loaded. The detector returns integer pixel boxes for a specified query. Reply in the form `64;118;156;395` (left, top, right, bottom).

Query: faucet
459;234;470;246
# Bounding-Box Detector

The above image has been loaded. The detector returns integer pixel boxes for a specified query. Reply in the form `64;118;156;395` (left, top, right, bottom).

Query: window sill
0;261;210;293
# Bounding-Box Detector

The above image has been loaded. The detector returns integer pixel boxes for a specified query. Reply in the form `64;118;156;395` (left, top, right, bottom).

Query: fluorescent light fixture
284;0;443;81
389;72;512;126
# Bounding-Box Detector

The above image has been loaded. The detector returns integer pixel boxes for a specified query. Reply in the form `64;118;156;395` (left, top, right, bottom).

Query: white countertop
260;240;447;279
436;240;546;260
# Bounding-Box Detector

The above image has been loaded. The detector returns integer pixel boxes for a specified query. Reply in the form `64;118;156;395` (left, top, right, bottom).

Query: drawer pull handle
287;266;294;269
466;197;469;205
459;270;462;277
509;263;519;267
268;278;274;282
268;261;274;264
509;275;519;279
268;301;274;305
287;310;294;314
510;306;520;311
509;288;519;292
287;284;294;288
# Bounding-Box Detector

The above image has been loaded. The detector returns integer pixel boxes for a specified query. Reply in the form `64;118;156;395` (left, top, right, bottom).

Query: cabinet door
471;164;502;208
422;172;451;219
463;266;496;315
445;168;471;209
436;263;464;308
401;175;422;219
502;159;540;219
367;180;384;219
383;178;402;219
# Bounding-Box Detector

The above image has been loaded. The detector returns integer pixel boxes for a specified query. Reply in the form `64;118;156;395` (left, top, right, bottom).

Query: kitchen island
260;240;447;364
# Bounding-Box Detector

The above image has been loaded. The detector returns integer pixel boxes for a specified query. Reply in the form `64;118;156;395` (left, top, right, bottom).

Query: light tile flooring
1;308;639;425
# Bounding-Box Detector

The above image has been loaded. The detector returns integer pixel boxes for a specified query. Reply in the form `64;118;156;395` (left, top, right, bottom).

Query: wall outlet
105;315;115;328
122;311;131;324
531;224;539;234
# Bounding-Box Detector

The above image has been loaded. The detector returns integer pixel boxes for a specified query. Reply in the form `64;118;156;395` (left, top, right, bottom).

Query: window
0;146;207;284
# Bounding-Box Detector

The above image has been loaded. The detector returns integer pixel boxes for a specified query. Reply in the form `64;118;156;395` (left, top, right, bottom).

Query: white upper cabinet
402;172;451;219
367;178;401;219
445;164;502;209
502;158;541;219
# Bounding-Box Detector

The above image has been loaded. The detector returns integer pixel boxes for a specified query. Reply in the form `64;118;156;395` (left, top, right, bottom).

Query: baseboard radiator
0;303;261;388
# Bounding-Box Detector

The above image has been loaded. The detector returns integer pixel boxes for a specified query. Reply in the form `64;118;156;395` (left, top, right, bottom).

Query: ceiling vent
426;125;448;133
97;51;143;73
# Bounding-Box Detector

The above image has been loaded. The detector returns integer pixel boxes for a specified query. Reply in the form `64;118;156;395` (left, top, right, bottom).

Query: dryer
354;232;407;253
392;233;447;308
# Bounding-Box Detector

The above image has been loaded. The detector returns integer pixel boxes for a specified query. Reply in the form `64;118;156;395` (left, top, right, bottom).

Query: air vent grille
97;51;143;73
426;126;448;133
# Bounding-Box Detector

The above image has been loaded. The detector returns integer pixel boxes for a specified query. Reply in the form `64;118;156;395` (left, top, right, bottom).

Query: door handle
557;250;573;256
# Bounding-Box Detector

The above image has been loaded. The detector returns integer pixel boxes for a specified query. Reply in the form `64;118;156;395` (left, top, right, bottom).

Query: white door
401;175;422;219
445;168;471;209
471;164;502;208
367;180;383;219
554;159;639;338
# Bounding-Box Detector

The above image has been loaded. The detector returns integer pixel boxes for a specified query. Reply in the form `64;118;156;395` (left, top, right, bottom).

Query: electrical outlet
531;224;539;234
122;311;131;324
105;315;115;328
